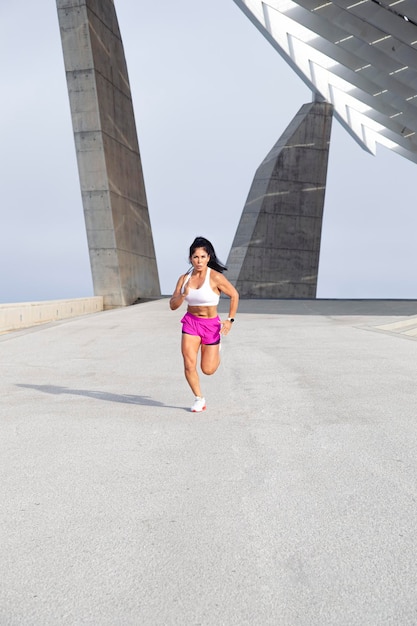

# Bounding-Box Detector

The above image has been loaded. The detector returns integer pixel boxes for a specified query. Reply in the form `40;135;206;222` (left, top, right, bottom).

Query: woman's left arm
214;273;239;333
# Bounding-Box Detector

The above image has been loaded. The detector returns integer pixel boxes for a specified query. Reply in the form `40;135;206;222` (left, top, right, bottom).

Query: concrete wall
56;0;160;308
227;101;333;298
0;297;103;334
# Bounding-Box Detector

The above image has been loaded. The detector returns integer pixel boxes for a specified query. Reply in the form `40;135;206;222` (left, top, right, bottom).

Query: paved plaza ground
2;298;417;625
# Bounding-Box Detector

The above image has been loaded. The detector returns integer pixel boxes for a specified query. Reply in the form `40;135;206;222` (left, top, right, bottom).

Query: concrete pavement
2;298;417;625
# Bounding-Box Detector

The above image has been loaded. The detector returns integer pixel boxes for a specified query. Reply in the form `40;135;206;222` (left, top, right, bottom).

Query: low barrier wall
0;297;104;334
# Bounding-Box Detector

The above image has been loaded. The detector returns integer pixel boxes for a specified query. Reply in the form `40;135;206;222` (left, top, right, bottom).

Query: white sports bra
183;267;220;306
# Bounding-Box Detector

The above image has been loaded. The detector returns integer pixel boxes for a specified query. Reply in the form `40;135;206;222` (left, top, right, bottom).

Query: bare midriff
187;305;218;318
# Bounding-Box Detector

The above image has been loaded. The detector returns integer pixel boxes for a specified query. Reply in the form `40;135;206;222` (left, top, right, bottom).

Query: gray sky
1;0;417;303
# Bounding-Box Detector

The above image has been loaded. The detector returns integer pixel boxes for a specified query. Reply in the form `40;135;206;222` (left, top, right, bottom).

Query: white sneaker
191;396;206;412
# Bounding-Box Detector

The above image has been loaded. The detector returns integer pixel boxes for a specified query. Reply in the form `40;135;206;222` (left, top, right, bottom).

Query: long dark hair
189;236;227;273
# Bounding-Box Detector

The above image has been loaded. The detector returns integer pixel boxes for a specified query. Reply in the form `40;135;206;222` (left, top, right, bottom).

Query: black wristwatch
227;317;235;323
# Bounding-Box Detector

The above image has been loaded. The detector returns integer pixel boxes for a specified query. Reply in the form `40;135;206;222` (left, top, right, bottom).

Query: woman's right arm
169;275;187;310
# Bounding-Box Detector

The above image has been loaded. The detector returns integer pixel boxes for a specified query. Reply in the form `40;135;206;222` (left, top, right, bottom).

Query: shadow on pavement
16;383;187;411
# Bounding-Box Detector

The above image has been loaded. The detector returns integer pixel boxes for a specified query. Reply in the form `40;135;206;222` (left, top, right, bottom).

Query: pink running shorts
181;312;221;345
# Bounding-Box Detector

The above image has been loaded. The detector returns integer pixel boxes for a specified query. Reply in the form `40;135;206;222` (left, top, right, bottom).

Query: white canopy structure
233;0;417;162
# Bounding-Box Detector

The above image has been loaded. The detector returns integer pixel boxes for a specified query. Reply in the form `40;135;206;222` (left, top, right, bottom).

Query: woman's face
190;247;210;271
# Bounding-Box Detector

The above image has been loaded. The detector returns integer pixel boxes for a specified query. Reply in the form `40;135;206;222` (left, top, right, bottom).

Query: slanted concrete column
227;101;333;298
56;0;160;308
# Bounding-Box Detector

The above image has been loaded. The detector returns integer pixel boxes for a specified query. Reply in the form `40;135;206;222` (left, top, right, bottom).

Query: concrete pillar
56;0;160;308
227;101;333;298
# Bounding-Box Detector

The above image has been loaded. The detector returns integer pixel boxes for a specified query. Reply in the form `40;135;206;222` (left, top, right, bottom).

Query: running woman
170;236;239;412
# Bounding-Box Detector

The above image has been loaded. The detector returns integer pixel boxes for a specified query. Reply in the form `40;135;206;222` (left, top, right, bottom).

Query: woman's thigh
200;343;220;375
181;333;201;366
